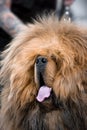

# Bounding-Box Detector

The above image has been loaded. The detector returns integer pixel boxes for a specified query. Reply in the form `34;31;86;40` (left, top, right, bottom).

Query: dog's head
1;16;87;113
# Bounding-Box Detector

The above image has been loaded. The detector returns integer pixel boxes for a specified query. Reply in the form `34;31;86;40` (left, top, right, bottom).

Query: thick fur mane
0;15;87;130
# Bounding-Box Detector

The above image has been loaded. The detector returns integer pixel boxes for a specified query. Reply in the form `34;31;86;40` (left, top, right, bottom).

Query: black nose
36;56;47;67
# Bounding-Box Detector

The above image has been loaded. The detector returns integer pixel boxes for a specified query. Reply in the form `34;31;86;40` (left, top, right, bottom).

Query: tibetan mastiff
0;15;87;130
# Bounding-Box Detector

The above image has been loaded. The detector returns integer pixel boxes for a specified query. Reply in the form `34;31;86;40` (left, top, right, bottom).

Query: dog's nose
36;56;47;73
36;56;47;66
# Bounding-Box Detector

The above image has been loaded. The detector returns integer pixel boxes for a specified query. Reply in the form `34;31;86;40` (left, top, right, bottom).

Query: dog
0;15;87;130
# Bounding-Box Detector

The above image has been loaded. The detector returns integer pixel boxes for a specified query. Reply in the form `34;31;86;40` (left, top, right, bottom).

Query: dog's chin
36;90;62;112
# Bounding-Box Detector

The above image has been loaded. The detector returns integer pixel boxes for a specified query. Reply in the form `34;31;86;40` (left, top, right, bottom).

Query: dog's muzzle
35;56;62;111
35;56;52;103
35;56;47;86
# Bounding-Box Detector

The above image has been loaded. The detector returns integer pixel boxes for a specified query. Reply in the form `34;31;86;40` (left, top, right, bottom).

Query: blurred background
0;0;87;51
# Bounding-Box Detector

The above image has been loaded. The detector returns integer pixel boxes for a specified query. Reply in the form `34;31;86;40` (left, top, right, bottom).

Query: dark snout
35;56;47;86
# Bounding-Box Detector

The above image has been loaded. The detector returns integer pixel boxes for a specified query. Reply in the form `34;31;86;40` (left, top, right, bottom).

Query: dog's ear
0;42;37;108
53;26;87;101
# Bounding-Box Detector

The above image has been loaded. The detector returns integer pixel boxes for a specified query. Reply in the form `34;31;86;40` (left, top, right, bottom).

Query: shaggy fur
0;15;87;130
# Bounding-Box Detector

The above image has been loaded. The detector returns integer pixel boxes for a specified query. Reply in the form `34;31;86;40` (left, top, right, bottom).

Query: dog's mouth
36;73;52;102
36;73;61;112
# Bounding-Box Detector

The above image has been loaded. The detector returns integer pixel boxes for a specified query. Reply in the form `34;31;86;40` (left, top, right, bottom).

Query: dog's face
1;17;87;113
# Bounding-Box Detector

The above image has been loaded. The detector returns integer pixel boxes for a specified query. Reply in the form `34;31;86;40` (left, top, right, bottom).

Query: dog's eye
51;55;56;62
51;55;61;70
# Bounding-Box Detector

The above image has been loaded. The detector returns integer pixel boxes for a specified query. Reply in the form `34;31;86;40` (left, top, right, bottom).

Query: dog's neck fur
1;98;87;130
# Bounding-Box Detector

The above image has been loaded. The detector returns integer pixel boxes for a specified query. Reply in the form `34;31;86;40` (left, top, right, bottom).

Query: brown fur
0;15;87;130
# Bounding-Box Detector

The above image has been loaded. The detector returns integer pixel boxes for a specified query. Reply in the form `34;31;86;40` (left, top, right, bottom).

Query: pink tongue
36;86;52;102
